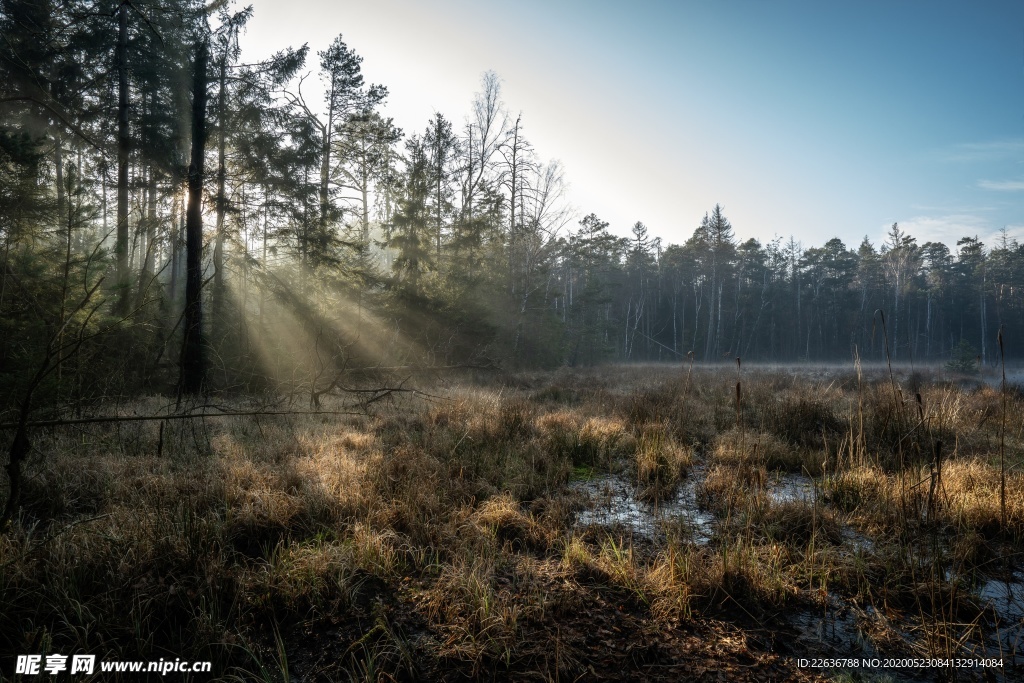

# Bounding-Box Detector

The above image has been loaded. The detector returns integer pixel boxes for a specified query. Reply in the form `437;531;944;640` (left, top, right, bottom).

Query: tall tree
335;109;401;242
210;5;253;323
459;71;506;225
114;0;131;316
424;112;457;258
882;223;918;360
692;205;735;359
387;135;431;299
311;36;381;231
179;37;208;396
956;235;988;363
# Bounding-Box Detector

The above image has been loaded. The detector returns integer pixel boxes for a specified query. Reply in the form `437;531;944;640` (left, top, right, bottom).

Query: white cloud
978;179;1024;192
883;214;1016;247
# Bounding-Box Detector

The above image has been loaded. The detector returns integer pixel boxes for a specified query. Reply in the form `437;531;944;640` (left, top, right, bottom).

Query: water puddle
976;572;1024;665
571;468;714;543
798;571;1024;668
572;468;875;550
786;596;876;657
573;464;1020;672
572;465;1020;670
839;527;875;553
978;573;1024;622
783;600;943;682
766;473;875;552
768;472;816;504
676;466;716;543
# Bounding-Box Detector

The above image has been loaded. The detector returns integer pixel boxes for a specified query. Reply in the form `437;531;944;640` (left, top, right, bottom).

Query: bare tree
460;71;507;222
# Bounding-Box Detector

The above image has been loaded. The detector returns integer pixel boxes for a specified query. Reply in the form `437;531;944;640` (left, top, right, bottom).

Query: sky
240;0;1024;252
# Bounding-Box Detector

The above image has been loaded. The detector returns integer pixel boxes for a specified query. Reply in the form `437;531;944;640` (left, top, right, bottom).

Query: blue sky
242;0;1024;252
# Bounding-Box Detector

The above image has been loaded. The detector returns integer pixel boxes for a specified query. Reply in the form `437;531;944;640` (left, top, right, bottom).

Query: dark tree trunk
115;2;130;315
53;133;64;230
179;39;208;397
168;192;180;304
213;51;228;326
138;165;157;305
319;122;332;230
319;82;334;232
137;91;157;310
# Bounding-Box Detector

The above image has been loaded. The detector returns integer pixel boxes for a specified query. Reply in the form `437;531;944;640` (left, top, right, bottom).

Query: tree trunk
319;90;334;231
54;133;64;232
705;265;716;359
168;190;182;305
139;165;157;304
179;40;209;397
361;171;369;243
213;51;228;327
115;2;130;316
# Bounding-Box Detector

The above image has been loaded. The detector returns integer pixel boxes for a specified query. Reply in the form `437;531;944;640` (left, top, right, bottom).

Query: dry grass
633;424;694;501
1;364;1021;680
827;458;1024;536
536;410;636;470
710;428;797;470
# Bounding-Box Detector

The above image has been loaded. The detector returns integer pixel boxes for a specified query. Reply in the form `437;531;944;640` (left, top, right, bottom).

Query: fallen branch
0;408;365;431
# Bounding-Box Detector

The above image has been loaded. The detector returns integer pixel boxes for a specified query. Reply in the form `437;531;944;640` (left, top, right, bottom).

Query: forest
2;0;1023;405
1;1;1023;681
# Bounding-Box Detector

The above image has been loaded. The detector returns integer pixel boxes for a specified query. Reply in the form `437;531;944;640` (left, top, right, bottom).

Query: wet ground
570;466;1024;680
977;572;1024;666
572;467;714;544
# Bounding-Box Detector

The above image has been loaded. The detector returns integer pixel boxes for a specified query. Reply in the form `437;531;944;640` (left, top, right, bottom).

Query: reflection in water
572;469;714;543
570;465;1021;671
977;572;1024;664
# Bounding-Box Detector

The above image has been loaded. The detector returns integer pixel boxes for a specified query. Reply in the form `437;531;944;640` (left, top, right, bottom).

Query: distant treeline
572;212;1018;369
1;0;1018;412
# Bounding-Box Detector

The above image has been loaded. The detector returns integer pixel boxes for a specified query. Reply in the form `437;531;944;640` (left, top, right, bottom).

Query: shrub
946;340;979;374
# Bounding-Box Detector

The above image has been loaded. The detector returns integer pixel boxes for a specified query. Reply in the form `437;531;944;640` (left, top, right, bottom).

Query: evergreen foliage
1;0;1021;415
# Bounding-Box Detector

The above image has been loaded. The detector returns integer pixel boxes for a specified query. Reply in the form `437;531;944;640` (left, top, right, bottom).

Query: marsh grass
2;364;1022;679
633;424;693;502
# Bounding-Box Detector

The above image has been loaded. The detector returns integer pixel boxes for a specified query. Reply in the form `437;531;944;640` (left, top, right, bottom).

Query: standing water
571;467;714;543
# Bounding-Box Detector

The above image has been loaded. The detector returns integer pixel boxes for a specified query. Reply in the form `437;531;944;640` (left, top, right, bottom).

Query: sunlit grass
3;364;1023;679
